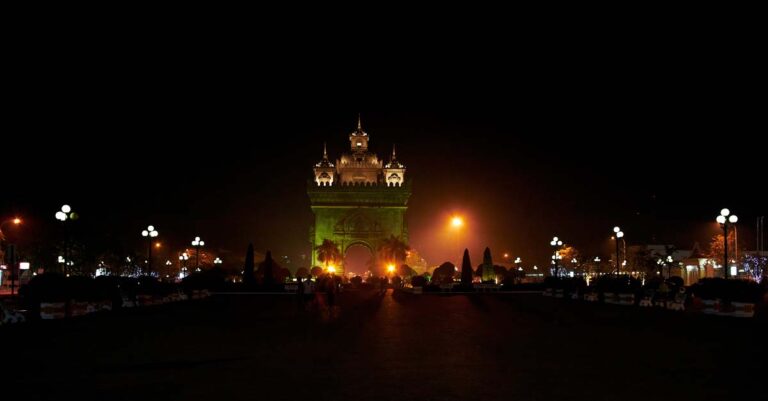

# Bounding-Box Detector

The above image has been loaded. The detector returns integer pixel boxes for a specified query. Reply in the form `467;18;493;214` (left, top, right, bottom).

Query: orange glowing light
387;264;396;273
155;242;162;248
327;265;336;274
13;218;22;225
451;216;464;228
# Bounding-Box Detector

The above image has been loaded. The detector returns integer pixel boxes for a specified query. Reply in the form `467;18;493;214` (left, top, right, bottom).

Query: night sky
3;108;765;269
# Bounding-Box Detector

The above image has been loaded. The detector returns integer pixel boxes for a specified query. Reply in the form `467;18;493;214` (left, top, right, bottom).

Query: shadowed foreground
3;291;766;401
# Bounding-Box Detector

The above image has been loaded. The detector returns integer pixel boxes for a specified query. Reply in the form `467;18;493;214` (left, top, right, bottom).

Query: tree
493;265;508;282
243;243;255;286
405;249;429;275
432;262;455;284
275;267;291;283
310;266;324;278
461;249;473;286
295;267;309;279
397;264;417;278
743;253;767;283
378;235;410;266
626;245;657;275
315;239;341;269
479;247;495;282
411;275;427;287
258;251;276;288
707;231;738;266
655;245;679;279
558;246;580;271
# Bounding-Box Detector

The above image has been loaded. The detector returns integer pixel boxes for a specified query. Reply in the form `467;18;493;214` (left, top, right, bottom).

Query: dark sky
3;107;766;269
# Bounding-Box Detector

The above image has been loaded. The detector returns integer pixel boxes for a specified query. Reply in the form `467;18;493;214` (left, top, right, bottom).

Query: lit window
357;142;362;147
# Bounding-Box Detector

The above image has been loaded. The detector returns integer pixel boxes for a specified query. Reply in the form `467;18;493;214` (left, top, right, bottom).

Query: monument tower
307;116;411;275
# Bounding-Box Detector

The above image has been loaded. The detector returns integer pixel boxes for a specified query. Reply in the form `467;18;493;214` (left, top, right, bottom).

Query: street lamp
141;225;158;275
55;205;78;275
214;257;222;267
593;257;601;276
0;216;22;241
165;260;172;279
612;226;625;276
449;215;464;265
550;236;563;277
191;236;205;271
1;217;23;292
716;208;738;279
179;252;189;278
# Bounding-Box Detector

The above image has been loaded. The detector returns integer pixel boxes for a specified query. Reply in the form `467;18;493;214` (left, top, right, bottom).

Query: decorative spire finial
357;113;362;131
392;144;397;159
323;142;327;158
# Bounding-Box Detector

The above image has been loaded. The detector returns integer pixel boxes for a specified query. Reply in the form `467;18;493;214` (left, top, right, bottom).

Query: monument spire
357;113;362;131
323;142;328;158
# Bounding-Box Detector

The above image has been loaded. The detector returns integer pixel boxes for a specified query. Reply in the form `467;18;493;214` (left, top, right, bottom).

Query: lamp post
612;227;624;276
165;260;172;279
450;216;464;266
0;216;22;242
141;225;158;276
55;205;78;275
658;255;674;279
214;257;222;267
191;237;205;271
179;252;189;279
1;217;22;295
716;208;738;279
593;257;601;277
550;237;563;277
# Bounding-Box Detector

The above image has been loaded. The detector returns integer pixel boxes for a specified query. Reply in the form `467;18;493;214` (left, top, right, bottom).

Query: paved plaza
3;291;766;401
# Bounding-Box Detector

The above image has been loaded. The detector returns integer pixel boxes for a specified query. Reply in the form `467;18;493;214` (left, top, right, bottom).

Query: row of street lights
544;208;737;279
53;205;220;277
33;206;747;280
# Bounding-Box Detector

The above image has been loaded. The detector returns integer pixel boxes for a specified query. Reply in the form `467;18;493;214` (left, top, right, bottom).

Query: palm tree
378;235;410;265
315;239;341;269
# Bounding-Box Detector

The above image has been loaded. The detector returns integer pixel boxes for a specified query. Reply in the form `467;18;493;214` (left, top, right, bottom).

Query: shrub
691;278;763;303
411;275;427;287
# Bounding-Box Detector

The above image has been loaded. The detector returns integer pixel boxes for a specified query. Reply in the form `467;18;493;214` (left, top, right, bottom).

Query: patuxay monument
307;117;411;276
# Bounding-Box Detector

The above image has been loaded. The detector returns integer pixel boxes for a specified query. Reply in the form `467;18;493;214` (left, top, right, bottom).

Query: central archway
343;242;375;279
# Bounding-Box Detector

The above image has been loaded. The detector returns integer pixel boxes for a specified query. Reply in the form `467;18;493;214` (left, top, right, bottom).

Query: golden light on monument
327;265;337;274
387;264;396;273
451;216;464;228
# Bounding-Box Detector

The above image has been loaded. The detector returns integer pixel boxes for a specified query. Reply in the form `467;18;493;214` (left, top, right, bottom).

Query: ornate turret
383;144;406;186
312;115;408;186
349;114;369;152
313;143;335;186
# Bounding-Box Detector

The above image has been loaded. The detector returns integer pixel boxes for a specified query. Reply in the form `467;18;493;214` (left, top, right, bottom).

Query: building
307;117;411;276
